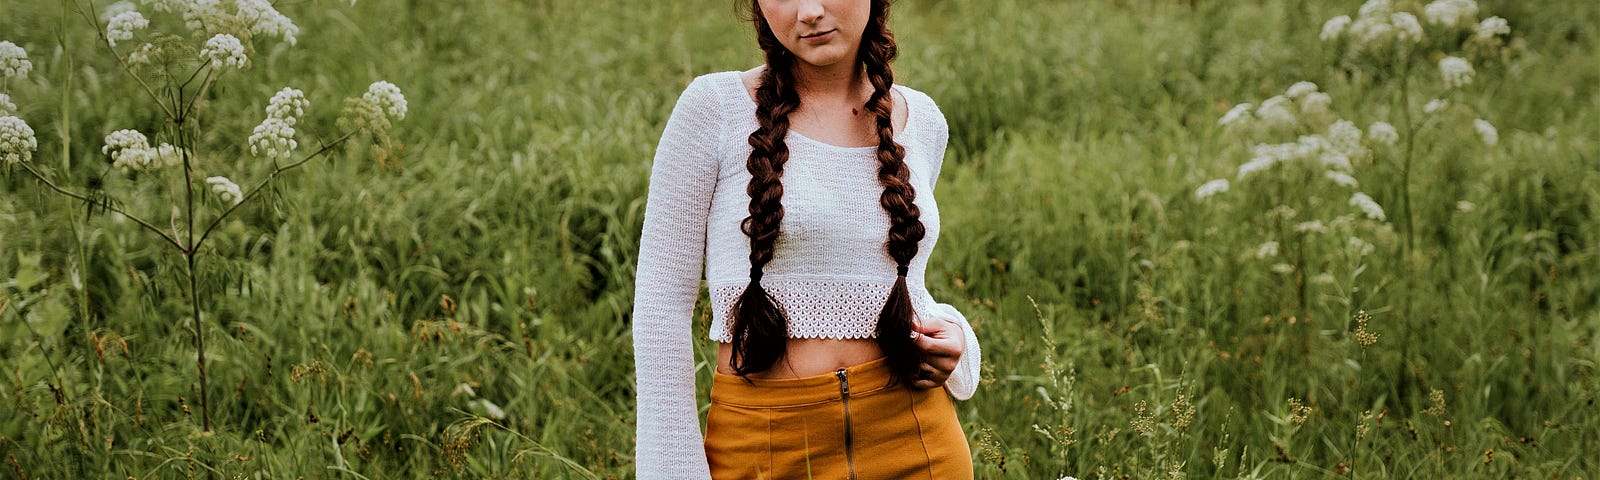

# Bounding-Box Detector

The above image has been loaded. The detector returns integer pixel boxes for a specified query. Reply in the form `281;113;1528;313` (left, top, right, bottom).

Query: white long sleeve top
631;71;982;479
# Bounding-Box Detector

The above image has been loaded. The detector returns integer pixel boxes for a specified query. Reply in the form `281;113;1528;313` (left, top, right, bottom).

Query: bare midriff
716;338;884;379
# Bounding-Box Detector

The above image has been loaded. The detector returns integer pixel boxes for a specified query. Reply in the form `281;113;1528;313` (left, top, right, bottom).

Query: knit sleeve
920;93;980;400
632;74;724;480
934;303;982;400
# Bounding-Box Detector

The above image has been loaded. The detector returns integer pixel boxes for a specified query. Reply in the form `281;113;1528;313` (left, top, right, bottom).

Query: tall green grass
1;0;1596;478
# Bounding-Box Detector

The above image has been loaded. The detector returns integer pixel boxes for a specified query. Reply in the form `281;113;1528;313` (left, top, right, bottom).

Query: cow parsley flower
102;128;184;171
1255;241;1280;259
1195;178;1229;200
1391;12;1424;44
1367;122;1399;145
249;117;297;159
1;115;38;164
1424;99;1449;114
1286;82;1319;100
1348;236;1376;256
1424;0;1479;29
1255;96;1296;130
1359;0;1393;17
1326;120;1365;159
103;128;150;158
1325;171;1360;188
1294;220;1328;234
1474;16;1509;41
0;41;31;79
101;1;138;20
1321;15;1352;41
1439;56;1474;89
1347;15;1394;53
1299;92;1333;119
206;176;243;206
1219;103;1252;126
126;43;157;65
362;81;408;120
0;93;15;115
200;34;246;69
1349;192;1387;221
1237;156;1275;179
236;0;301;45
106;10;149;47
265;87;309;124
1473;119;1498;146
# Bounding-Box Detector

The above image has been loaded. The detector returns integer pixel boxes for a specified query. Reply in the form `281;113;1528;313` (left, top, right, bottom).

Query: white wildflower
1;116;38;164
106;11;149;47
236;0;301;45
1474;16;1510;41
1321;15;1352;41
126;43;157;65
1391;12;1424;44
0;41;31;79
1439;56;1474;89
1456;200;1475;212
150;143;184;168
101;1;138;20
0;93;14;116
1359;0;1393;17
1348;236;1376;256
1325;171;1361;188
1327;120;1364;157
1302;93;1334;119
206;176;244;206
1424;99;1449;114
1424;0;1479;29
1473;119;1498;146
1237;156;1275;179
199;34;246;69
1195;178;1229;200
1294;220;1328;234
248;117;297;159
362;81;408;120
1256;96;1296;130
1271;263;1295;274
103;129;150;170
1348;15;1394;53
265;87;309;124
1349;192;1387;221
1286;82;1319;100
1320;150;1353;171
1255;241;1280;259
1219;103;1252;126
1367;121;1399;145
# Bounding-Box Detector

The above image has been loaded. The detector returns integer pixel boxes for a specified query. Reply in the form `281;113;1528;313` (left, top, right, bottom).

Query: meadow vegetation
1;0;1596;478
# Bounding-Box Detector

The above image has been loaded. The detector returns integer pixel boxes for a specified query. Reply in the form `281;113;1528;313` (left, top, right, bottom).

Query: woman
632;0;981;478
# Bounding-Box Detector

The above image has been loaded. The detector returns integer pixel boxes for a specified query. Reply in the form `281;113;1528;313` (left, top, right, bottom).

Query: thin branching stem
73;1;180;121
16;163;186;250
193;129;360;252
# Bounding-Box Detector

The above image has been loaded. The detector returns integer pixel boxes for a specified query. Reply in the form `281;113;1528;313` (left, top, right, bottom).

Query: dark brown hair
729;0;926;386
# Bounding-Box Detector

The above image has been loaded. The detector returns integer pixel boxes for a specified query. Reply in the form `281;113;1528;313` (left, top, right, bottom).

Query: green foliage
1;0;1597;478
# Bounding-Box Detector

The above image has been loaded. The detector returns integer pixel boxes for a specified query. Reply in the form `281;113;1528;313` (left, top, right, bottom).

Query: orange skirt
705;357;973;480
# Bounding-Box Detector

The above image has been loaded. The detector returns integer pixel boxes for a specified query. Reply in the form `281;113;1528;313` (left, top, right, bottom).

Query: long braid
860;0;926;387
728;6;801;378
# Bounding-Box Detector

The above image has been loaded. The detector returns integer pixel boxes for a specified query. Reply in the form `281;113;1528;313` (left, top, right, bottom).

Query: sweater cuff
932;302;981;400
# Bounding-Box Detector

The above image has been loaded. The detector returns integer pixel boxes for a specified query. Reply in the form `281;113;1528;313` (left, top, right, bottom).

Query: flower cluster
1321;0;1424;55
0;93;15;115
1438;56;1474;89
247;87;309;159
1366;121;1398;145
102;129;184;172
206;176;244;205
362;81;407;121
200;34;246;69
1;115;37;165
1423;0;1478;29
0;41;30;79
106;10;150;47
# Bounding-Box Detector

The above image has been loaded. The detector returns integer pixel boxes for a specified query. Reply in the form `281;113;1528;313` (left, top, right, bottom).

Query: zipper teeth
836;369;857;480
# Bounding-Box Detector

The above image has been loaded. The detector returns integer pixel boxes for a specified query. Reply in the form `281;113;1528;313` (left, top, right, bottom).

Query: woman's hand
909;314;966;390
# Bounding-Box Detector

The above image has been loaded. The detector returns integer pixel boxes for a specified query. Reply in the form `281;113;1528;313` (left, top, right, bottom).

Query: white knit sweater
631;71;982;479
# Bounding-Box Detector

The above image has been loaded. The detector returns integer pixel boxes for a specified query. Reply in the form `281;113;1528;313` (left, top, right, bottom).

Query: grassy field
2;0;1598;478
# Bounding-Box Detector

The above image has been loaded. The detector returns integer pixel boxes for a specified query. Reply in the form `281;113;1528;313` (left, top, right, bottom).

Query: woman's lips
800;29;836;44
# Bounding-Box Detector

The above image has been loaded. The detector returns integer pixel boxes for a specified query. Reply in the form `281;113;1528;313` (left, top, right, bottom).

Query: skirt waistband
711;356;899;408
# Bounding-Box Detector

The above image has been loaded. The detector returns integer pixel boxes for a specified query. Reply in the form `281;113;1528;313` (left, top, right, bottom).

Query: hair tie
896;265;908;277
750;267;763;282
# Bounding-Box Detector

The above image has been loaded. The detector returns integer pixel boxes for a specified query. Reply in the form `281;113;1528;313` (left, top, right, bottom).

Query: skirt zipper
836;368;858;480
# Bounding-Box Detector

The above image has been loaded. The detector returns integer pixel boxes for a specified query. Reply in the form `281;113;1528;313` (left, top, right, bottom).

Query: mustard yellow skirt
705;357;974;480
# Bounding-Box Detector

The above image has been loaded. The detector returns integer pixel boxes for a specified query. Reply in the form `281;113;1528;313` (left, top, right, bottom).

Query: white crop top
630;71;982;479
